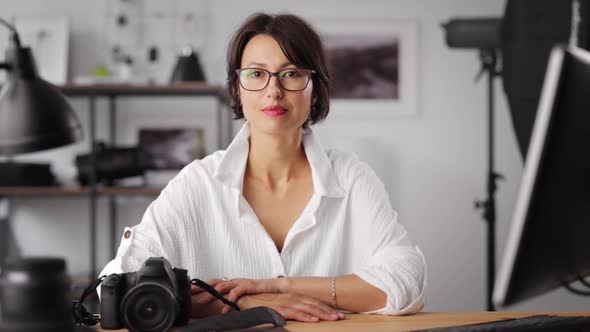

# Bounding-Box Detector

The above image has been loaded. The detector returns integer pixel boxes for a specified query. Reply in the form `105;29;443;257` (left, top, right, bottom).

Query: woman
100;12;426;322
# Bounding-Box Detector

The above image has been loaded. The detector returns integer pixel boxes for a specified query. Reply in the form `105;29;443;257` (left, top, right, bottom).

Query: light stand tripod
474;48;503;312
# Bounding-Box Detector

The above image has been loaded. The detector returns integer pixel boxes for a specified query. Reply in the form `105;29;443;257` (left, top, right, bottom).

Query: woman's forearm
278;274;386;312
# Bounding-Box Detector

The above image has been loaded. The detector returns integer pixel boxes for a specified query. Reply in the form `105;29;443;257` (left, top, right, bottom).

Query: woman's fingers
214;282;233;295
286;294;342;321
194;278;253;306
228;292;343;322
191;292;216;307
221;305;235;314
191;278;224;294
191;285;206;294
193;291;218;305
293;301;339;321
226;286;248;303
215;281;263;305
215;279;273;296
279;306;320;323
214;279;249;294
301;296;341;317
191;279;226;305
220;287;247;314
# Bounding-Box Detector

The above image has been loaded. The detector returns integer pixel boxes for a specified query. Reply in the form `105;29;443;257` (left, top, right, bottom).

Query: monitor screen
493;46;590;307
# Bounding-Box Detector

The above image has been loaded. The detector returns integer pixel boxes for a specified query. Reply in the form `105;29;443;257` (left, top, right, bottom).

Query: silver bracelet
331;277;337;308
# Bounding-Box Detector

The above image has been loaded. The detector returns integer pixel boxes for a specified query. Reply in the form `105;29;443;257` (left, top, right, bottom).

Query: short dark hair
226;13;331;125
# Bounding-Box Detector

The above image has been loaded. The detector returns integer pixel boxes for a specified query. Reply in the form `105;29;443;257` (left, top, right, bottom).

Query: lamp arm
0;17;22;49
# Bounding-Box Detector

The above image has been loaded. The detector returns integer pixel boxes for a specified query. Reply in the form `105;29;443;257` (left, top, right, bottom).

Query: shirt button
124;230;132;239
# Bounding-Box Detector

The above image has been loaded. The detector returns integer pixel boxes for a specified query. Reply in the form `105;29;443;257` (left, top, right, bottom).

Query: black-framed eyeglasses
236;67;316;91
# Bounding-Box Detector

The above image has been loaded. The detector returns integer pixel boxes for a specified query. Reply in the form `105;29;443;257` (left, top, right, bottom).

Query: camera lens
0;257;73;332
75;143;148;185
121;282;178;332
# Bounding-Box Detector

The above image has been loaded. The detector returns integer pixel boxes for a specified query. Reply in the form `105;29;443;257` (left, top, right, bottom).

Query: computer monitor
493;46;590;308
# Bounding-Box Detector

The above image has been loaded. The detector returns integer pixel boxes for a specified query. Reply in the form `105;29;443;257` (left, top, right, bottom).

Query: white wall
2;0;588;311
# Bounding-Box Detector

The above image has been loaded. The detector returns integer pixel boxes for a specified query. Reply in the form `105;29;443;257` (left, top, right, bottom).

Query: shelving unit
0;83;232;281
0;186;163;196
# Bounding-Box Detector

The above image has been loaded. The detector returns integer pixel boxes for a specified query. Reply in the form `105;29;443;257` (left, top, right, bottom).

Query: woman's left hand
214;278;286;313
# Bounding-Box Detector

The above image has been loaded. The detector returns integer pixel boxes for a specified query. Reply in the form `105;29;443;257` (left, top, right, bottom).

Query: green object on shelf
94;64;110;77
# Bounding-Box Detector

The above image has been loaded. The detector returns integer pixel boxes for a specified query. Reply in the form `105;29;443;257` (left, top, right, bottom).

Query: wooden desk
94;311;590;331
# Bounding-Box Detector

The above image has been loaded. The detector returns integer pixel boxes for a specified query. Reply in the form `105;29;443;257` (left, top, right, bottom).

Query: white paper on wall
14;17;69;85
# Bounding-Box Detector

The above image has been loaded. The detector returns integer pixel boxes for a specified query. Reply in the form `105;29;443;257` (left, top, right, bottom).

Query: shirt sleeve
97;175;188;296
350;162;427;315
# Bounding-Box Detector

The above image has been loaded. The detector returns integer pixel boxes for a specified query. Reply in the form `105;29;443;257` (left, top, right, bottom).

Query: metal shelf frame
0;83;232;281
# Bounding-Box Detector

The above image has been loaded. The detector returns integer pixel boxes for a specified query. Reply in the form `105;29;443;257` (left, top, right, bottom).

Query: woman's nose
266;76;283;98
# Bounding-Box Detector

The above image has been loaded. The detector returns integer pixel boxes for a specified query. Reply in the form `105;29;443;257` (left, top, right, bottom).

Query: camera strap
71;275;106;326
191;278;240;311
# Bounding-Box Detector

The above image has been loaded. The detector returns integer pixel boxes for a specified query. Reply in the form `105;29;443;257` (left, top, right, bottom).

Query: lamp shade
170;46;206;83
0;46;83;155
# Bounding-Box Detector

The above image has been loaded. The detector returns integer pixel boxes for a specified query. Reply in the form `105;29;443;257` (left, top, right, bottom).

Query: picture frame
311;18;419;118
138;128;205;170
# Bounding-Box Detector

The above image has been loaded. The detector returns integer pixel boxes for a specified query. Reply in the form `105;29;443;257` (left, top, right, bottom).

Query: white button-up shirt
99;122;426;315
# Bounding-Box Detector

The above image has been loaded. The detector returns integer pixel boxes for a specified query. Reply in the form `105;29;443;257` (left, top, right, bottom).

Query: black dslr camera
100;257;191;332
73;257;285;332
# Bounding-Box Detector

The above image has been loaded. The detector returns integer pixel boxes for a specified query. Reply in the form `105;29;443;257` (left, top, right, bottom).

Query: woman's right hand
190;278;226;318
236;293;345;323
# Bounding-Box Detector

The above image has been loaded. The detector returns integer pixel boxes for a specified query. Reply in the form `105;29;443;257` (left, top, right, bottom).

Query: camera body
100;257;191;332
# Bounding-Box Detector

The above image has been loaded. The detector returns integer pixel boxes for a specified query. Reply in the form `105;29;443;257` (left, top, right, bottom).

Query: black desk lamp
0;17;83;278
0;17;83;155
170;46;206;83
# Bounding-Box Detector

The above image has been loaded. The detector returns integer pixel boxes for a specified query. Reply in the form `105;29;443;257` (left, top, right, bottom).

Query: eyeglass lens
239;68;312;91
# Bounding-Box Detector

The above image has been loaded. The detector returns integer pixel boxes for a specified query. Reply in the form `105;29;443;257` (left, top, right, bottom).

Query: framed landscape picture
313;18;419;117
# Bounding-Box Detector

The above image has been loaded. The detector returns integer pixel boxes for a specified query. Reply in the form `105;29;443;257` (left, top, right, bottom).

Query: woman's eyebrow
243;61;294;68
279;62;295;68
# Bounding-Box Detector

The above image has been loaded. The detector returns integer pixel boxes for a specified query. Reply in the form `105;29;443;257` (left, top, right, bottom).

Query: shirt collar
213;122;345;198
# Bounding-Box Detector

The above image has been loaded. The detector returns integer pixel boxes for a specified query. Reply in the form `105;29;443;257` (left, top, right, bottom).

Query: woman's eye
283;70;301;78
244;70;264;78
